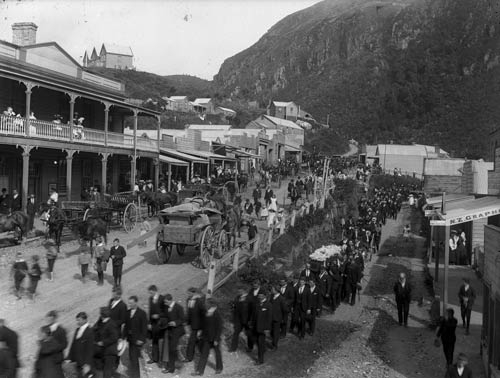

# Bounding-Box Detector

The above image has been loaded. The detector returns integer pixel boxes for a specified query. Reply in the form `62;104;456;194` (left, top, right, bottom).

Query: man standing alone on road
110;239;126;287
394;272;412;327
458;278;476;335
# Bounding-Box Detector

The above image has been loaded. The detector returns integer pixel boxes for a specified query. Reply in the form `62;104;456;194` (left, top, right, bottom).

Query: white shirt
49;323;59;333
280;286;286;295
130;309;136;318
152;294;159;304
299;286;304;295
111;299;121;309
457;366;464;376
76;323;89;339
50;192;58;203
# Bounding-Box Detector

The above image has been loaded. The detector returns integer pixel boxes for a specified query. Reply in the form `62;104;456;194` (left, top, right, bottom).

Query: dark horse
140;191;178;217
72;218;108;256
41;205;66;247
0;211;28;243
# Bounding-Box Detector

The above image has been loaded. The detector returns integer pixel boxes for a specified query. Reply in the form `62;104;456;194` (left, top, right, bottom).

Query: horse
72;218;108;256
140;191;178;217
0;211;28;242
237;174;249;193
42;205;66;247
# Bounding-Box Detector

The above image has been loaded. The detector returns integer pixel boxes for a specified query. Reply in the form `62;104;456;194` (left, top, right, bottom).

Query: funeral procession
0;0;499;377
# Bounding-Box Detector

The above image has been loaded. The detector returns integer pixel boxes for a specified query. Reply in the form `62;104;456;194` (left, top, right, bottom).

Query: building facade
84;43;134;70
0;23;157;210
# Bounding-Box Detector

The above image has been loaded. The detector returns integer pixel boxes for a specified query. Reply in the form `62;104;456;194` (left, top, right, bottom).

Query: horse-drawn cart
60;191;138;233
127;200;229;268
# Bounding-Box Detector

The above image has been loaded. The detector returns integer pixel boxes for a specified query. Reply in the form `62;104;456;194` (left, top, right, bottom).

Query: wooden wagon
127;200;229;268
60;191;138;233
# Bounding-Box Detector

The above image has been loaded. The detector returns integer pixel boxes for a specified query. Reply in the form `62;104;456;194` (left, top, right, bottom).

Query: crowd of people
0;159;478;377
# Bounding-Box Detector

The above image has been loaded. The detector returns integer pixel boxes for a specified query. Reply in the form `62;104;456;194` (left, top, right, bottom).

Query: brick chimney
12;22;38;46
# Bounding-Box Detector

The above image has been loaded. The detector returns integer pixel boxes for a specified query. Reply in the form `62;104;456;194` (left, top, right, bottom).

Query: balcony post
157;115;161;154
20;145;34;213
130;155;137;191
65;149;77;201
153;158;160;191
100;152;110;193
103;102;111;147
23;81;34;137
67;93;78;143
167;163;172;192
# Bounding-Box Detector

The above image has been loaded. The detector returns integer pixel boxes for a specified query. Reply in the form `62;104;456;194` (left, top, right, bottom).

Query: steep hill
214;0;500;158
88;68;213;100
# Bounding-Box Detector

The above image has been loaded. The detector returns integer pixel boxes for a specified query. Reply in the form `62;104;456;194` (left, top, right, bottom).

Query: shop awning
429;196;500;226
160;148;207;164
235;149;260;158
184;149;236;161
425;194;475;207
284;144;302;152
159;154;188;166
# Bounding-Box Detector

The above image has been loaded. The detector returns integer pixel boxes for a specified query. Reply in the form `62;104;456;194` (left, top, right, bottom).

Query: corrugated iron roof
424;159;465;176
263;115;302;130
376;144;428;156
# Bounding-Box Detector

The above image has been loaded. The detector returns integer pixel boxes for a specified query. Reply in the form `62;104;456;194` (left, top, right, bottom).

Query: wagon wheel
176;244;186;255
123;203;138;233
83;208;90;221
155;237;173;264
215;231;228;259
199;225;214;269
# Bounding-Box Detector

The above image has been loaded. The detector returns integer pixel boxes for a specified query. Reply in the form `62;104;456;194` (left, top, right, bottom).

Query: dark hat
187;287;198;294
46;310;58;318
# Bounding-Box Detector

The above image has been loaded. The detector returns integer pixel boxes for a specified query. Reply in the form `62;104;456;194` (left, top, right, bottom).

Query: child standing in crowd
77;241;92;283
28;255;42;299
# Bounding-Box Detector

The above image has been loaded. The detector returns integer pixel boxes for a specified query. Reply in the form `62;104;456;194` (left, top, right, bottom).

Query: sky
0;0;321;80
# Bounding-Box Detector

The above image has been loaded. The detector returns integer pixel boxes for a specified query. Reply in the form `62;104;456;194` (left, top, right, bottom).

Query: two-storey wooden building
0;22;161;210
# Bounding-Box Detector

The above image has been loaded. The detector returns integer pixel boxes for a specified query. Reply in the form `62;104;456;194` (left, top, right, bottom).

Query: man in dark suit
300;262;315;283
345;258;362;306
0;339;15;378
161;294;185;374
247;280;261;322
317;266;331;315
147;285;164;365
0;188;10;215
249;291;272;365
194;298;223;375
185;287;205;362
458;278;476;335
108;287;127;338
0;319;19;377
67;312;94;378
93;307;119;378
295;277;311;339
328;259;342;312
289;276;301;334
124;296;148;378
45;310;68;366
26;194;37;232
109;238;127;287
393;272;412;327
264;186;273;207
307;279;322;336
10;190;21;212
229;287;250;352
279;278;295;337
270;285;287;350
445;353;473;378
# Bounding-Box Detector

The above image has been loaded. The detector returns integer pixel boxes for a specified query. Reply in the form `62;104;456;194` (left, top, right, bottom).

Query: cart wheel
215;231;228;259
123;203;138;233
176;244;186;255
155;237;172;264
83;208;91;221
199;226;214;269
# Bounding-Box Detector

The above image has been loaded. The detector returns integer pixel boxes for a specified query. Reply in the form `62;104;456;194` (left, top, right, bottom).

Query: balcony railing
0;114;159;153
